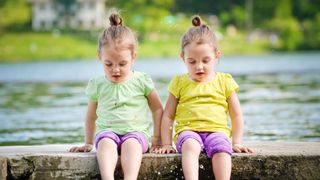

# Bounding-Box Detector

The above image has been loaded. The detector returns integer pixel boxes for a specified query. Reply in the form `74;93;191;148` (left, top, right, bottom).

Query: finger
83;147;91;152
248;148;255;153
152;148;158;153
77;147;85;152
157;148;163;153
153;149;158;153
233;147;241;153
241;147;251;153
69;147;75;152
152;147;159;152
162;149;169;154
149;148;154;153
232;147;237;153
71;147;80;152
240;147;248;153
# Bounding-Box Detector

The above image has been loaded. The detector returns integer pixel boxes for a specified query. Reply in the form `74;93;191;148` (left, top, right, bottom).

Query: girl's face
99;45;136;83
181;43;220;82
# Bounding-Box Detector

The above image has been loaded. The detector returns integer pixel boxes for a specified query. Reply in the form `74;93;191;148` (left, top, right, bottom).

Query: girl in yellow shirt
159;15;254;179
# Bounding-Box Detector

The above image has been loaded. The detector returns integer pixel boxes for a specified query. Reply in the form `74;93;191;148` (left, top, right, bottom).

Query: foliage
301;13;320;49
268;0;303;51
107;0;176;41
0;0;320;61
0;31;269;62
269;17;303;51
0;32;98;62
0;0;31;30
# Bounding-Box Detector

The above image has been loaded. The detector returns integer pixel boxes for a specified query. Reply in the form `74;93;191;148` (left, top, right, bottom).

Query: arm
69;100;97;152
147;90;163;152
228;91;254;153
159;93;177;153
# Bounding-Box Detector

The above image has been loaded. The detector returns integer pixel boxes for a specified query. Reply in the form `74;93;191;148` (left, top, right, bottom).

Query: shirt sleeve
168;75;180;98
85;78;98;101
225;73;239;98
143;74;155;96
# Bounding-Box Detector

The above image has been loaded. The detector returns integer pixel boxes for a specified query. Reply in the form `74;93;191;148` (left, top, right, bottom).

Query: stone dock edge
0;141;319;179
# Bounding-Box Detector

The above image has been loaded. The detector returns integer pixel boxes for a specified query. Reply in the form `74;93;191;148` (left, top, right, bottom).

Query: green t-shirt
169;72;239;142
86;71;154;139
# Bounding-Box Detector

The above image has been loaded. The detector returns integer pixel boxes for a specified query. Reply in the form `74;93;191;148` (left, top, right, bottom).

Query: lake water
0;53;320;145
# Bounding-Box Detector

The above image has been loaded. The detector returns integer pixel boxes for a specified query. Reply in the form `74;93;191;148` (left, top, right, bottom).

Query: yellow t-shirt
169;72;239;142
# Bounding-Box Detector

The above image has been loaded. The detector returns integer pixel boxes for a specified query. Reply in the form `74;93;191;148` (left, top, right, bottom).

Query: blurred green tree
0;0;31;31
269;0;303;50
107;0;174;40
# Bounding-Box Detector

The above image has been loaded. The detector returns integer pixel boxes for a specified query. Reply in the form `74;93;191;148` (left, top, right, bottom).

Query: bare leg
181;138;201;180
97;138;118;180
211;152;231;180
121;138;143;180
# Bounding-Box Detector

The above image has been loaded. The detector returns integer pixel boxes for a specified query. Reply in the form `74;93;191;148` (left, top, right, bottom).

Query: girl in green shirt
70;13;163;180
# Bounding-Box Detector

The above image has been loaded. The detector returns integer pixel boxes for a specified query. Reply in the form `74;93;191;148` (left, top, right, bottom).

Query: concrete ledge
0;141;319;179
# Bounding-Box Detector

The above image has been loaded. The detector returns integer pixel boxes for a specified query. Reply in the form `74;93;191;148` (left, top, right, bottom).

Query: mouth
112;75;121;79
195;72;205;76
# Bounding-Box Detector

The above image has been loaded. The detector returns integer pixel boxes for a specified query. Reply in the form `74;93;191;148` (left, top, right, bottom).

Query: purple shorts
95;131;149;153
176;131;232;158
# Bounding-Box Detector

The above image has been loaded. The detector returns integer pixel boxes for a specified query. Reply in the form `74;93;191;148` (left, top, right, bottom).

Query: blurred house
29;0;107;30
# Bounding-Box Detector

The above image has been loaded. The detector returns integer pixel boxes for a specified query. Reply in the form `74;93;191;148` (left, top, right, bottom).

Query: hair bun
109;13;123;26
192;16;202;27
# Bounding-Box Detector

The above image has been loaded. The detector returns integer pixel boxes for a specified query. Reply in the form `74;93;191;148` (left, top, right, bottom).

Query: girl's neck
106;70;134;84
189;71;216;83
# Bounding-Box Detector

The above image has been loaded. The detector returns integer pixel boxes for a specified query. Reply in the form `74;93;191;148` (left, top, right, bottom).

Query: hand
232;144;255;153
150;145;161;153
69;144;93;153
150;136;161;153
158;144;176;154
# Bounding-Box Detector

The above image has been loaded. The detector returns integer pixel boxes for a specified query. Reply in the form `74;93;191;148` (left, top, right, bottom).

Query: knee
98;138;117;147
121;138;142;150
212;152;231;159
182;138;201;153
97;138;117;151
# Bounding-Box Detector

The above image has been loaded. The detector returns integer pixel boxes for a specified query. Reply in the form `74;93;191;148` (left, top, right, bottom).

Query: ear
97;52;101;61
132;52;137;62
180;52;185;61
215;50;221;59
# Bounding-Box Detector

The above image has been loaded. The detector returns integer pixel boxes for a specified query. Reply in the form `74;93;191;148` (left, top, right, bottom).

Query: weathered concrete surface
0;141;319;179
0;157;7;180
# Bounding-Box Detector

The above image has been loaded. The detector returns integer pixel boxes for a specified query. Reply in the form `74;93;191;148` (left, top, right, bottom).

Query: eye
119;62;127;67
105;63;112;67
203;58;211;64
188;60;196;64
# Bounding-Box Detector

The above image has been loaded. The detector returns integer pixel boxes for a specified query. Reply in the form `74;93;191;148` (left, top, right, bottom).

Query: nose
196;63;204;71
112;65;120;73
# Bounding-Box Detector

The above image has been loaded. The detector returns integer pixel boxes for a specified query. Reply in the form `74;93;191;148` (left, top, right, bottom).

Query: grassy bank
0;31;270;62
0;32;98;62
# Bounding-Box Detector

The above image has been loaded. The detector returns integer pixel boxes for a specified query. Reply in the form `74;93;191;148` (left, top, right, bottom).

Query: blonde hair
98;13;137;53
181;15;218;53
